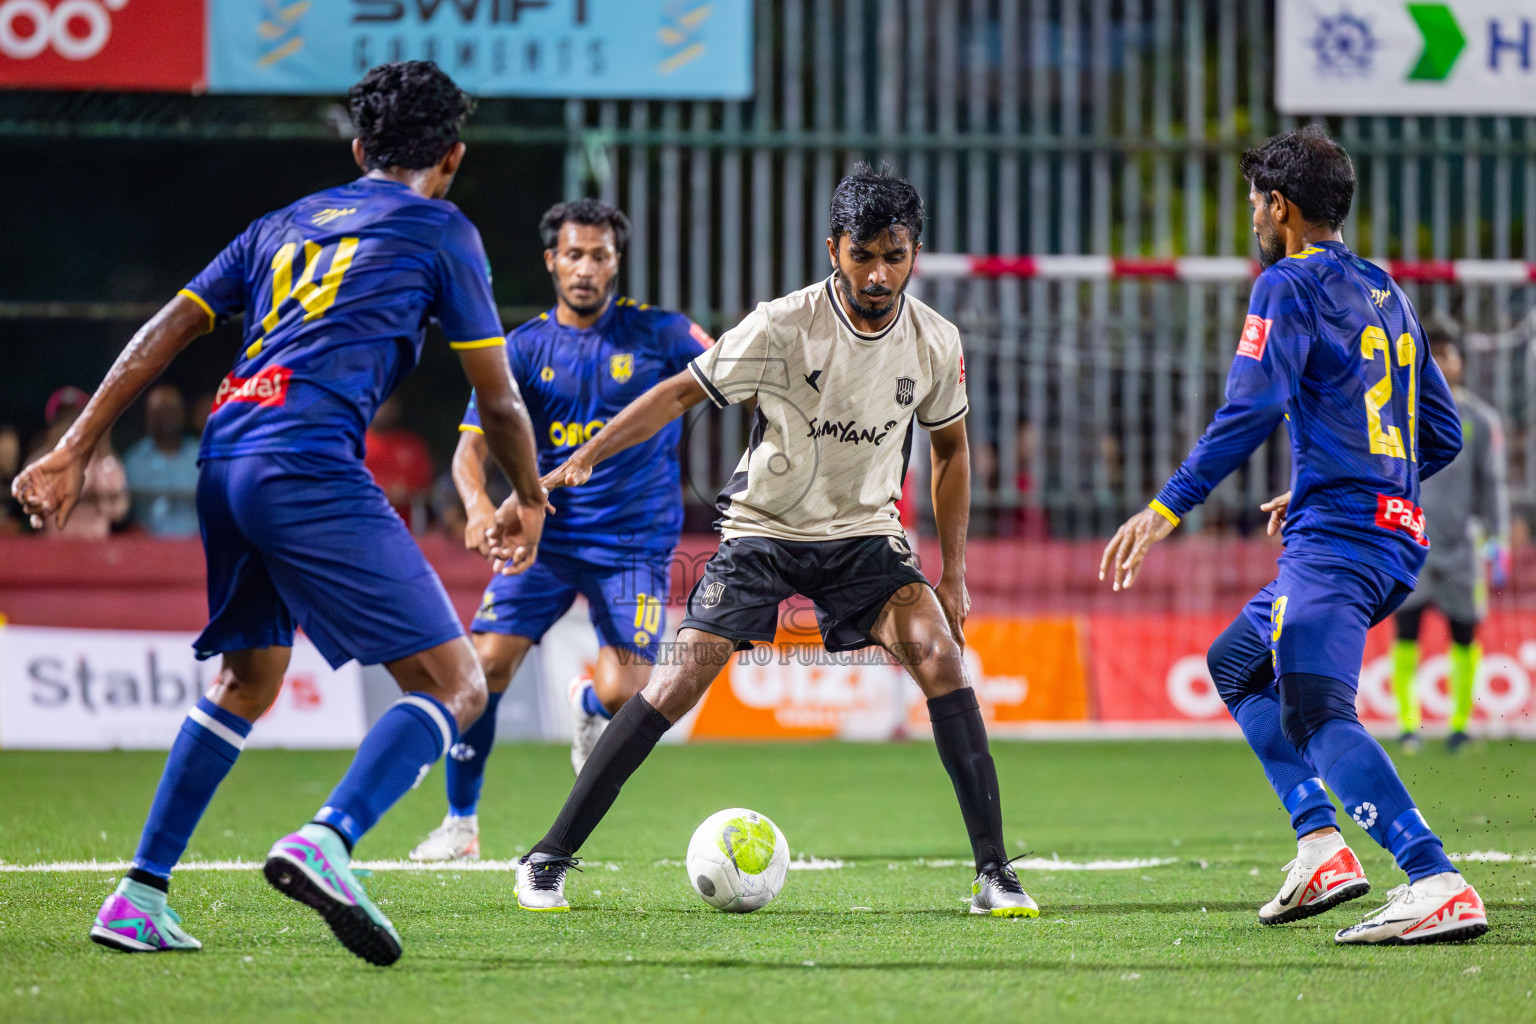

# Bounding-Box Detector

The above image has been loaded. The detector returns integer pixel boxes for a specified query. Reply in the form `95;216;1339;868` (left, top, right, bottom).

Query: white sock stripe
187;706;247;751
396;695;453;756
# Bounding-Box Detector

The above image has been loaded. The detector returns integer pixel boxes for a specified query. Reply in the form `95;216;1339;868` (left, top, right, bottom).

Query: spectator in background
0;424;21;534
123;384;201;537
25;386;129;539
365;395;435;532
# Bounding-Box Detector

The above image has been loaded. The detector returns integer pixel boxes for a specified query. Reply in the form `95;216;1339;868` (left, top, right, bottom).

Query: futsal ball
685;808;789;913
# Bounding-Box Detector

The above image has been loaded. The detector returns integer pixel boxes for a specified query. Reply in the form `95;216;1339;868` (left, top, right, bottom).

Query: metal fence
559;0;1536;539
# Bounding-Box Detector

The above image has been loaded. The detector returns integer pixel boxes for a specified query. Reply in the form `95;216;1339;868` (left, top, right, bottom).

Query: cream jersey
688;276;968;542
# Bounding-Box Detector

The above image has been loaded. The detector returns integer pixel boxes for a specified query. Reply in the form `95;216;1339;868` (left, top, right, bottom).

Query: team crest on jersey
700;581;727;608
895;376;916;407
610;354;633;383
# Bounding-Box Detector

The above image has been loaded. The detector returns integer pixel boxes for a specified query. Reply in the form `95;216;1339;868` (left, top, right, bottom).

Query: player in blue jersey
11;62;546;966
1100;126;1488;945
408;198;711;862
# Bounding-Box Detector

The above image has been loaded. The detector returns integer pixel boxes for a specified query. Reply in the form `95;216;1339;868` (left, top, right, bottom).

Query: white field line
2;854;1184;874
16;852;1520;874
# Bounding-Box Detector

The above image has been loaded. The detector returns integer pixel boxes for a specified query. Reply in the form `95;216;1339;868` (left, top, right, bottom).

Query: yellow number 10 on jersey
1361;325;1418;463
246;237;361;359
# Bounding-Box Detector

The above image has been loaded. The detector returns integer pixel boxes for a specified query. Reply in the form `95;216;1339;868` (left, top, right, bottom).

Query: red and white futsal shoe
1334;873;1488;945
1259;833;1371;925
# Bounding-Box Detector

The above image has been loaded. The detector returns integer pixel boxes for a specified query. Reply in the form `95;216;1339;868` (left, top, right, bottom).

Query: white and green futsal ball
685;808;789;913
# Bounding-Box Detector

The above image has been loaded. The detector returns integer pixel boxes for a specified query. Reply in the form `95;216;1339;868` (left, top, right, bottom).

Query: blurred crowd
1;388;460;541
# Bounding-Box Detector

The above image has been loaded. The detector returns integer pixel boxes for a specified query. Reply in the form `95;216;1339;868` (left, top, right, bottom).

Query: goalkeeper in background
1392;317;1510;753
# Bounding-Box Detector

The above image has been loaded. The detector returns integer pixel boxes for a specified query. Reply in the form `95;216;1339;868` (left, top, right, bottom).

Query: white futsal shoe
1334;872;1488;945
970;861;1040;917
1259;832;1371;925
515;853;577;912
568;674;608;776
408;815;480;862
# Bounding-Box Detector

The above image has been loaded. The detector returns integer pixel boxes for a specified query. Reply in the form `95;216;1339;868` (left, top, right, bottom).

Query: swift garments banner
0;625;366;749
0;0;205;90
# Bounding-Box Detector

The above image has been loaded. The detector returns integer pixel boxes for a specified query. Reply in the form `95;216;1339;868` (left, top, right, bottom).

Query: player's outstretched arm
10;294;208;530
928;418;972;646
543;369;709;490
457;346;545;574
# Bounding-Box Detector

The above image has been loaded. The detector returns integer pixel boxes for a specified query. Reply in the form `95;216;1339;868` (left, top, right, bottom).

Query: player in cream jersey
694;274;967;542
504;164;1037;920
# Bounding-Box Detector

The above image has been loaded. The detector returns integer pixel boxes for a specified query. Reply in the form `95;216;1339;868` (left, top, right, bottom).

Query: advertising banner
1091;611;1536;734
1277;0;1536;113
0;625;366;749
207;0;753;98
687;616;1091;741
0;0;205;91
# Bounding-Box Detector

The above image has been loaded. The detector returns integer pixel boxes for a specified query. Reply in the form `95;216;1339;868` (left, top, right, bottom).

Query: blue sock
446;690;501;817
1301;716;1456;882
132;697;253;879
314;694;457;849
581;683;615;721
1229;689;1338;838
1208;618;1336;838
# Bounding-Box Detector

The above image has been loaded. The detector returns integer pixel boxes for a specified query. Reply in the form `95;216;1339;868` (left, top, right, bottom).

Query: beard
836;269;899;320
1255;222;1286;270
553;272;614;318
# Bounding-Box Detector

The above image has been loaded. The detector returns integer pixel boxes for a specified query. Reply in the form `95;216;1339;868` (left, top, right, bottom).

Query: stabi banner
0;625;366;749
0;0;206;91
1277;0;1536;113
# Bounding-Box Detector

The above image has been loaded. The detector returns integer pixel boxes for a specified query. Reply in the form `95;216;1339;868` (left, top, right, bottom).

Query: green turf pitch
0;741;1532;1023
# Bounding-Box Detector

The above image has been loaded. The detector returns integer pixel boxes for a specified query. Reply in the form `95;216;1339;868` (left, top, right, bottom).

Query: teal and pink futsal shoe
89;878;202;953
263;823;402;966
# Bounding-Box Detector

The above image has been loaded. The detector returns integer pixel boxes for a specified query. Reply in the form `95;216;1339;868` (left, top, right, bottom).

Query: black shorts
679;534;930;652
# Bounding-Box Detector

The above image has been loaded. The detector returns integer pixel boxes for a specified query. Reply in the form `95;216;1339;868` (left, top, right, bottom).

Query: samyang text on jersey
689;276;967;543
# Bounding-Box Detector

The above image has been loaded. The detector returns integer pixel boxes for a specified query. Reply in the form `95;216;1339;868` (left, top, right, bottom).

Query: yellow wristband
1148;499;1181;527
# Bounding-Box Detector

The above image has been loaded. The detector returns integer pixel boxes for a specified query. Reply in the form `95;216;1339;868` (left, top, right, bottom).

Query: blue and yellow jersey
183;177;504;461
1154;240;1462;587
462;298;711;566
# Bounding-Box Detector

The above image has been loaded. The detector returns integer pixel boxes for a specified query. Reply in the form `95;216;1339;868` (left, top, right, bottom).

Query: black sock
927;688;1008;873
530;693;673;858
127;867;170;893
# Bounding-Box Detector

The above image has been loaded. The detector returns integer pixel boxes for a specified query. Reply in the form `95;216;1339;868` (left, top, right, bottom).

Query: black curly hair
348;61;475;172
539;198;632;253
1240;124;1355;231
829;162;925;246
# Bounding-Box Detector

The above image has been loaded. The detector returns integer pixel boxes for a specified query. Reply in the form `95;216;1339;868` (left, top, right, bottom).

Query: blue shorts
1240;555;1412;684
194;452;464;669
471;548;670;663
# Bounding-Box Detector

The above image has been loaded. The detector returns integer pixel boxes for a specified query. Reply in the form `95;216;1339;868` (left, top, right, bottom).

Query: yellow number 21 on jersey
1360;325;1417;462
246;237;361;359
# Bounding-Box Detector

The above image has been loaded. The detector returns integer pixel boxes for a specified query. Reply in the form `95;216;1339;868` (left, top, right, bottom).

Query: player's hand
463;500;498;560
935;573;970;648
10;445;87;531
488;493;546;575
1099;507;1176;592
541;450;594;491
1261;490;1292;537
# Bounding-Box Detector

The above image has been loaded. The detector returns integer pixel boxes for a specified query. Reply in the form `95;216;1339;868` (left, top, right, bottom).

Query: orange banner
687;616;1090;740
